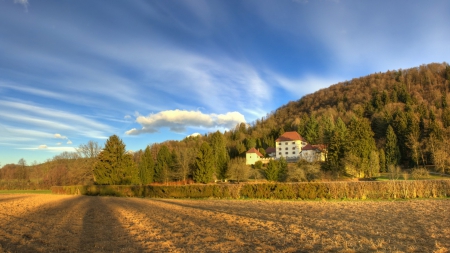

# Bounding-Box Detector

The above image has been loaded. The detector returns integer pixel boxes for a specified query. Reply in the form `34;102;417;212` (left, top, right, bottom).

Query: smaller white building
299;144;327;162
245;148;264;165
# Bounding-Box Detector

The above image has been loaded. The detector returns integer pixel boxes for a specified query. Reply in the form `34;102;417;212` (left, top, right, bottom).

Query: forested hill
248;62;450;169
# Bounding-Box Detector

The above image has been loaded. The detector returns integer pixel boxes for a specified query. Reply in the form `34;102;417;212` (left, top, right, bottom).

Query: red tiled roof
246;147;264;157
265;147;276;154
276;131;305;142
302;144;314;150
302;144;327;152
312;144;327;152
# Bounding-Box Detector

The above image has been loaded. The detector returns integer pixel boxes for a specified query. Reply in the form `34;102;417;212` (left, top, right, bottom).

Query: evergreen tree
385;125;401;166
346;117;376;161
319;115;335;144
154;145;172;184
278;156;288;181
304;115;319;144
93;135;135;185
210;131;230;180
193;142;214;183
137;145;154;185
379;148;386;172
345;117;376;178
265;159;279;181
367;150;380;178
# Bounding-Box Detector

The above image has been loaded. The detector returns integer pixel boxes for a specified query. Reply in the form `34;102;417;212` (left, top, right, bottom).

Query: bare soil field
0;195;448;253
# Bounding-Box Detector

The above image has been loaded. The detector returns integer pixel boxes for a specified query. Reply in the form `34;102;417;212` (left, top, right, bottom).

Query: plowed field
0;194;448;252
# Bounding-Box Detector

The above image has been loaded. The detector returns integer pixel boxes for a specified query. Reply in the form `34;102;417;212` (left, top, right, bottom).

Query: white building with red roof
245;147;265;165
245;131;326;165
299;144;327;162
275;131;308;160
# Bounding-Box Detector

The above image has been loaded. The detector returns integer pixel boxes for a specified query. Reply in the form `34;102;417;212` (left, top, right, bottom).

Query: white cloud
56;142;62;146
126;110;245;135
38;144;47;149
67;140;72;145
188;133;201;138
54;133;68;139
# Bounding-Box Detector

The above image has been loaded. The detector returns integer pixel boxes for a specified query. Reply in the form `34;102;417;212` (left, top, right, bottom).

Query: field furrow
0;194;448;252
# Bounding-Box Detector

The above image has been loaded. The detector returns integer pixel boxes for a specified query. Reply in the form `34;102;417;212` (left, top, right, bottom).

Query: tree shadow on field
77;196;146;252
0;195;31;203
152;199;285;224
124;198;311;252
0;195;145;253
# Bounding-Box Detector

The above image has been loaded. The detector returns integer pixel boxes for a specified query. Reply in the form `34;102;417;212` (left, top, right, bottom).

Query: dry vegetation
0;194;449;253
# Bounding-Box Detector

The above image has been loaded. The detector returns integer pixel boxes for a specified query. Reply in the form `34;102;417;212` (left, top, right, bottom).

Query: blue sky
1;0;449;165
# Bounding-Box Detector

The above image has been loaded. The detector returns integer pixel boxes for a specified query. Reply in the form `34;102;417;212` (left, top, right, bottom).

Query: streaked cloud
126;110;246;135
18;146;77;152
0;100;112;140
14;0;29;11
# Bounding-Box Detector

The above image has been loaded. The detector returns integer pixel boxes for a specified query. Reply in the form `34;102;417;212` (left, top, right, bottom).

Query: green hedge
51;180;450;200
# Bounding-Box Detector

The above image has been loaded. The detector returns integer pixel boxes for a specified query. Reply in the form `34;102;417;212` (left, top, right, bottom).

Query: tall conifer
385;125;401;166
193;142;214;183
93;135;135;185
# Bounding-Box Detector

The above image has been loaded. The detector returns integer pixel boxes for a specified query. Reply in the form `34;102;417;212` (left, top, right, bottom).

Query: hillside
247;62;450;171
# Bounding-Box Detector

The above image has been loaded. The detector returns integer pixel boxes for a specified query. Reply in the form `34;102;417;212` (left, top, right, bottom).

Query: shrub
411;168;430;180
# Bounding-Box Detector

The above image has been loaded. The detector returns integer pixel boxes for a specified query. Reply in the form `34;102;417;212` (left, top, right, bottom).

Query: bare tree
226;157;249;183
77;140;102;159
77;141;102;183
17;158;29;189
177;147;193;183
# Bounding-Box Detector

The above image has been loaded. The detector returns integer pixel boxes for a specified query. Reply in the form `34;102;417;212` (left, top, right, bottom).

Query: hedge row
51;180;450;200
240;180;450;200
51;184;242;199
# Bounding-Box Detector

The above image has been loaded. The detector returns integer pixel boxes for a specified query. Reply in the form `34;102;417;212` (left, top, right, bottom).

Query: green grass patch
0;190;52;194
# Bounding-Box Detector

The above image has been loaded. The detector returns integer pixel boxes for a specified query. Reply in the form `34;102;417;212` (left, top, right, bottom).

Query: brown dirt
0;194;448;253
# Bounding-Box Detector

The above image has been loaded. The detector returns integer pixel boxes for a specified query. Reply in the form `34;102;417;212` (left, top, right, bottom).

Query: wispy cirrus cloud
0;100;113;140
18;146;76;152
14;0;29;11
126;109;245;135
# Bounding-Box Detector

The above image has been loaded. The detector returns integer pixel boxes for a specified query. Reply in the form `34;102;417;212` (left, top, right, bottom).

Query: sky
1;0;450;165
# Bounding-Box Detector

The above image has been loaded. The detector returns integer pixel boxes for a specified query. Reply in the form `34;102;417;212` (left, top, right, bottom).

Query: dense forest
2;62;450;188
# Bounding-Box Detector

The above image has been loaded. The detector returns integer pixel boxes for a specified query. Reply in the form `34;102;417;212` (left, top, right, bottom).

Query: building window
285;152;288;155
285;147;288;150
292;152;295;154
279;142;282;145
278;152;281;155
285;142;288;145
279;148;281;151
292;142;295;144
292;147;295;150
